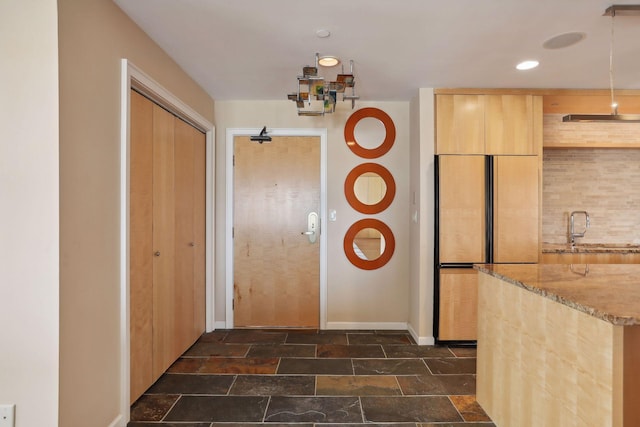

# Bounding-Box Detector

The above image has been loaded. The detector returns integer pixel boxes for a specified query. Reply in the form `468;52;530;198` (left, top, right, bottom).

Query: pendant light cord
609;12;617;114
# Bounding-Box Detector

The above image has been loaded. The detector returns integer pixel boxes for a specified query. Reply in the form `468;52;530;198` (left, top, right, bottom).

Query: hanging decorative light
287;53;359;116
563;5;640;122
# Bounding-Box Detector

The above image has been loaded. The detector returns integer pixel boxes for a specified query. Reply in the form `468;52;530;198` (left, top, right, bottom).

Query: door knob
302;212;318;244
154;251;161;257
189;242;195;247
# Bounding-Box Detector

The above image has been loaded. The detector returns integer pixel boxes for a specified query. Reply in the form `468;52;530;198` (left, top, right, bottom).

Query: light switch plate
0;404;15;427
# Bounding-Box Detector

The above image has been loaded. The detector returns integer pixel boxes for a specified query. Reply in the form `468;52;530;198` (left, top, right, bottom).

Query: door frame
225;128;328;329
119;59;215;423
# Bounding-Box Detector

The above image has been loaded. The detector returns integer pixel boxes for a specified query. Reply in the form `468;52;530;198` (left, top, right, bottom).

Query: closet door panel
174;117;195;354
130;92;207;402
192;127;207;338
152;104;177;378
129;90;154;403
173;117;205;352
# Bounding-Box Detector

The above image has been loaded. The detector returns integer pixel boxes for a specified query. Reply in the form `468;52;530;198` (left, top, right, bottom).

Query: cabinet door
438;269;478;341
438;155;486;263
493;156;539;263
436;94;485;154
485;95;535;155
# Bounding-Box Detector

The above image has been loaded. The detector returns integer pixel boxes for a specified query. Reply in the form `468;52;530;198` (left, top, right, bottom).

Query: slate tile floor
129;329;494;427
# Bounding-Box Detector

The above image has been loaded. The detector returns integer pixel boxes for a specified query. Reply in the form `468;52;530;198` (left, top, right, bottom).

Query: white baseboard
407;323;435;345
214;321;407;331
325;321;408;330
214;320;227;330
108;414;124;427
212;320;434;346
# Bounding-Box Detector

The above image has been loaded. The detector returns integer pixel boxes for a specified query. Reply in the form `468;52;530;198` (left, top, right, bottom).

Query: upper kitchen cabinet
485;94;537;155
435;92;542;155
436;94;485;154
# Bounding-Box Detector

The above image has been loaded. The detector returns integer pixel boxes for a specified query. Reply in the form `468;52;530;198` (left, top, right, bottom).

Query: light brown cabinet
438;154;539;264
436;94;485;154
436;93;540;155
493;156;539;262
435;90;541;342
437;154;539;341
438;269;479;341
485;95;536;154
438;155;486;263
130;90;206;403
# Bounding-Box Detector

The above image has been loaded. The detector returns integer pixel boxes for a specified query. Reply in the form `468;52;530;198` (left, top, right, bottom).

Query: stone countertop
542;242;640;254
475;263;640;326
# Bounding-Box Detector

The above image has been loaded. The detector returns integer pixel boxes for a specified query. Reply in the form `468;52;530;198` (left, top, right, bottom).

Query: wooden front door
233;135;320;328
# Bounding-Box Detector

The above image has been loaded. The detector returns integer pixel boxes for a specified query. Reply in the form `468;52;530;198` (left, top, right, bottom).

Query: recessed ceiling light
543;32;586;49
318;55;340;67
316;29;331;38
516;60;539;71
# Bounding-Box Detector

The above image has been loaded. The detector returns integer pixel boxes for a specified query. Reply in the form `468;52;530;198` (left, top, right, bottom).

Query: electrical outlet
0;404;15;427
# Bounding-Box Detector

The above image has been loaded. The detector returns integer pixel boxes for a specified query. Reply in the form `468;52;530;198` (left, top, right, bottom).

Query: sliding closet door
130;90;154;402
151;103;177;377
191;125;206;338
130;89;206;404
174;117;206;352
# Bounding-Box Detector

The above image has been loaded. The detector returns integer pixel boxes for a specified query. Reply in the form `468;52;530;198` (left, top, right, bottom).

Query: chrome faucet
569;211;590;245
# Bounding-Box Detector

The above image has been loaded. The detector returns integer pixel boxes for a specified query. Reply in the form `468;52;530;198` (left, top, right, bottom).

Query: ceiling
113;0;640;102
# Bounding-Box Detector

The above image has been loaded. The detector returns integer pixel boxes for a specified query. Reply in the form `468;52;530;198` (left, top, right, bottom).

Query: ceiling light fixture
516;60;539;71
287;53;359;116
564;5;640;123
318;55;340;67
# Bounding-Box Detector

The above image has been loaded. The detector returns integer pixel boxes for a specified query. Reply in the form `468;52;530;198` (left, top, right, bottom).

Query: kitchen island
475;264;640;427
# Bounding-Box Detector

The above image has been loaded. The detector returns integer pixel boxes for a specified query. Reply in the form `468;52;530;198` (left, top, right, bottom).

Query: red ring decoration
344;163;396;214
343;219;395;270
344;107;396;159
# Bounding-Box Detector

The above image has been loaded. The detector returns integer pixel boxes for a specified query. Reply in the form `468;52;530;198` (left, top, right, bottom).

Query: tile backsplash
543;148;640;244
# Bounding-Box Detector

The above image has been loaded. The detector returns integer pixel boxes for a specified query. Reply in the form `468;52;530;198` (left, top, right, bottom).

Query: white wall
407;89;436;344
0;1;60;425
57;0;214;425
215;100;411;330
